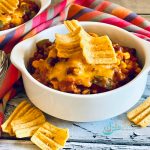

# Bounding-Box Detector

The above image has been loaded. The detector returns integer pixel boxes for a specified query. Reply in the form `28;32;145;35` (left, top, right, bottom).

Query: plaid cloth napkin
0;0;150;134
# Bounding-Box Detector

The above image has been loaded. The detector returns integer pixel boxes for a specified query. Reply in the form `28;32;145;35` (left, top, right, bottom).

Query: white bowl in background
0;0;51;36
11;22;150;122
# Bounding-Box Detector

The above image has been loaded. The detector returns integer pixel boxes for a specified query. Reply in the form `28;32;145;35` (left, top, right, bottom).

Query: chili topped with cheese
28;39;142;94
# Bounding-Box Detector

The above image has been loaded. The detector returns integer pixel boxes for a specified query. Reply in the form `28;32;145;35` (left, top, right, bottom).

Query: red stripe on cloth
24;19;53;40
32;10;48;28
96;1;111;12
40;10;48;23
144;26;150;31
67;4;84;19
136;29;150;38
134;32;150;39
54;0;67;16
0;64;20;99
35;20;53;33
101;17;130;28
60;10;66;21
77;0;95;7
32;15;41;28
0;112;4;127
74;0;85;5
77;11;102;21
131;16;145;26
0;105;4;135
4;24;25;54
0;35;6;43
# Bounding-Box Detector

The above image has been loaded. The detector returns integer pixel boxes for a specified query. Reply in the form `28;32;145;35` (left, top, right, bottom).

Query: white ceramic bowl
11;22;150;122
0;0;51;36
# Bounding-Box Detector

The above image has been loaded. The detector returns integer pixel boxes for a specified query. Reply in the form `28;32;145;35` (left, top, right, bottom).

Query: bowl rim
0;0;51;34
11;21;149;98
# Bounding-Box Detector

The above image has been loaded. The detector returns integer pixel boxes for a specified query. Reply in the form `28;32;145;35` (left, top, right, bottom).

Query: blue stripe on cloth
0;30;16;48
68;7;93;20
124;13;138;22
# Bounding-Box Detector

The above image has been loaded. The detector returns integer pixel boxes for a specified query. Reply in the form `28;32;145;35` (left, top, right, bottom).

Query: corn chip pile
56;20;117;65
127;97;150;127
1;100;69;150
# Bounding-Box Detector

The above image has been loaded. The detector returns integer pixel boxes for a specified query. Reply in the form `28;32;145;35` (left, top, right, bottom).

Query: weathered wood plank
0;140;150;150
1;94;150;146
143;73;150;97
0;140;37;150
108;0;150;14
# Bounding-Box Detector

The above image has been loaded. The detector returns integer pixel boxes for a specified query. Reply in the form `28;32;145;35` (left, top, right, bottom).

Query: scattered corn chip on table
1;0;150;149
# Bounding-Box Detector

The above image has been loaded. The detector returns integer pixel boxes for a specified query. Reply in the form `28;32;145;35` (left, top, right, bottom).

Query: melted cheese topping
33;52;115;87
0;14;11;25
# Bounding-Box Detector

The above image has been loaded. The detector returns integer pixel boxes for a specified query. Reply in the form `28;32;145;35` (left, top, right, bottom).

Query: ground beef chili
28;39;142;94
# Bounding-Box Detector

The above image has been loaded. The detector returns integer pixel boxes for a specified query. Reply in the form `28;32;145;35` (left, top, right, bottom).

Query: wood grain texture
108;0;150;14
0;140;150;150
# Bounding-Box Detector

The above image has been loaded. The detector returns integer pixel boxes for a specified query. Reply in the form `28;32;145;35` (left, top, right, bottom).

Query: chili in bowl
10;22;150;122
28;39;141;94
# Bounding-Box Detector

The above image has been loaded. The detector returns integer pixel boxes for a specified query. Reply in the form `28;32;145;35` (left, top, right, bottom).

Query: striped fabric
0;0;150;135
